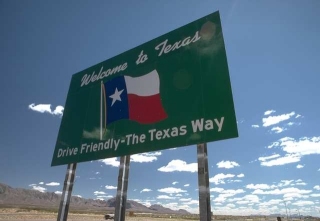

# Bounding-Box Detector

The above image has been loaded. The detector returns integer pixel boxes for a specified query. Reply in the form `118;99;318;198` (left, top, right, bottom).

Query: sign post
114;155;131;221
197;143;211;221
57;163;77;221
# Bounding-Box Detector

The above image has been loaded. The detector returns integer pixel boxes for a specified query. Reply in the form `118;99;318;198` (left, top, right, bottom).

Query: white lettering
191;118;204;132
149;129;156;141
114;139;120;151
191;117;224;133
154;40;168;57
204;120;214;130
180;125;187;135
181;37;191;46
214;117;224;132
155;31;201;57
80;62;128;87
57;147;78;158
136;50;148;64
171;127;179;137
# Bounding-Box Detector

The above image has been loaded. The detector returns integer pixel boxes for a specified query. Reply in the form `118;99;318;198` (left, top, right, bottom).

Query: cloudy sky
1;0;320;217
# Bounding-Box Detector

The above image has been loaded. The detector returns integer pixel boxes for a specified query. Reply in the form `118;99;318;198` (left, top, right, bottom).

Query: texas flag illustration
104;70;167;125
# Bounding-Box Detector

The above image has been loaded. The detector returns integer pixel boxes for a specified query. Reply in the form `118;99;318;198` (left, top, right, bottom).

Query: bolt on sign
51;11;238;166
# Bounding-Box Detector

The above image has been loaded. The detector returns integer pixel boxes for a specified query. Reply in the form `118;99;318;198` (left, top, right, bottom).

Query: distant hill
149;204;189;215
0;183;190;215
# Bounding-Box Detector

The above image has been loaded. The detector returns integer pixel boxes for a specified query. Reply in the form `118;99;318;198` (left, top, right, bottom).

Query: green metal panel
51;11;238;166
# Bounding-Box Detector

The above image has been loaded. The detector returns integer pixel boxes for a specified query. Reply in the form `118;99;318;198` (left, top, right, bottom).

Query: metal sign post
197;143;211;221
114;155;131;221
57;163;77;221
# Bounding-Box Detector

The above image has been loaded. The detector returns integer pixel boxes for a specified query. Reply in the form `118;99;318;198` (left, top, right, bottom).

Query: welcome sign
51;11;238;166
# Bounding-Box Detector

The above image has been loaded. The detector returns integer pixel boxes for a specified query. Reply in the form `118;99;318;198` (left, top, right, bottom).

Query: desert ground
0;208;196;221
1;208;318;221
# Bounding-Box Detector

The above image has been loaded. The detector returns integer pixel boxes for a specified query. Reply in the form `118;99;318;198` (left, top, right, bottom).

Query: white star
109;87;124;106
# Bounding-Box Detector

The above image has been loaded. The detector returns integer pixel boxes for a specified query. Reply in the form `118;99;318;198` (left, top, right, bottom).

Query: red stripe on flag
128;94;167;124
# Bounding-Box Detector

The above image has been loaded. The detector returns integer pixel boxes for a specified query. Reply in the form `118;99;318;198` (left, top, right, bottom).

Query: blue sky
1;0;320;216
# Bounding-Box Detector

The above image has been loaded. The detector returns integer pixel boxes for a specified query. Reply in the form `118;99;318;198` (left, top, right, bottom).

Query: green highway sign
51;11;238;166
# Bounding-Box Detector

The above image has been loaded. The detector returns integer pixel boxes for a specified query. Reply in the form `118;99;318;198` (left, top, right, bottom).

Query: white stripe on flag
124;70;160;96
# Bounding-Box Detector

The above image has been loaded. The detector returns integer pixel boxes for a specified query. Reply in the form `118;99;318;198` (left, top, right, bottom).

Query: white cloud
228;179;242;183
45;182;60;186
310;193;320;197
259;199;282;206
252;187;312;195
261;136;320;167
237;173;244;178
228;194;260;204
296;182;307;186
39;182;44;185
128;198;155;207
95;172;100;175
105;185;117;190
262;111;295;127
184;184;190;187
179;198;192;202
209;173;235;185
237;119;245;124
210;188;245;198
271;126;286;134
157;195;176;200
226;203;236;208
278;180;294;187
182;200;199;205
264;110;276;115
287;122;301;126
252;125;259;128
54;191;62;195
296;164;304;169
94;191;106;195
96;195;113;199
260;154;301;167
258;154;280;161
140;188;152;193
217;160;240;169
292;201;314;206
172;181;179;185
53;106;64;116
314;185;320;190
28;103;64;117
158;187;187;194
279;136;320;156
267;142;280;148
29;184;36;186
158;160;197;172
131;152;161;163
210;187;225;193
246;184;276;190
283;192;308;200
100;158;120;167
32;186;46;193
73;195;82;198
